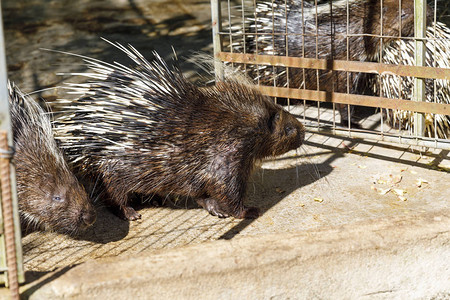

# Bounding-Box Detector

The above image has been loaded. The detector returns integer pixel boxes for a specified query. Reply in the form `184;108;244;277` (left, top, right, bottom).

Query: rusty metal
257;86;450;115
0;132;19;300
0;0;24;292
218;52;450;81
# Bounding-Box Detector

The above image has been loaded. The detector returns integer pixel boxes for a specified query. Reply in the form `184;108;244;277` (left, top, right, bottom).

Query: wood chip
378;188;391;195
391;174;402;184
416;178;429;188
392;188;406;196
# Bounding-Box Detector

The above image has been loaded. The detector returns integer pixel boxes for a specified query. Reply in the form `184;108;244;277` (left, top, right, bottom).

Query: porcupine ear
269;111;281;133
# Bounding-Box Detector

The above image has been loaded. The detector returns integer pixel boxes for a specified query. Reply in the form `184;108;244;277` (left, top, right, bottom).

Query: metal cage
211;0;450;150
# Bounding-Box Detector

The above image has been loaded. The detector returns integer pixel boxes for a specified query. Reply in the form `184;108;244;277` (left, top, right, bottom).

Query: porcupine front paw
116;206;142;221
196;198;230;218
196;198;259;219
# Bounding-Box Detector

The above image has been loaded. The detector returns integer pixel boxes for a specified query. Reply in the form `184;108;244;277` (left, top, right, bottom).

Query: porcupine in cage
375;22;450;138
230;0;450;137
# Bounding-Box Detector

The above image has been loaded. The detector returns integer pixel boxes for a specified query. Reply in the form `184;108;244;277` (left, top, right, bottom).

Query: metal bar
211;0;224;80
306;126;450;150
0;0;8;283
256;85;450;115
414;0;427;136
217;52;450;81
0;198;5;285
0;0;24;289
432;0;438;138
0;132;19;299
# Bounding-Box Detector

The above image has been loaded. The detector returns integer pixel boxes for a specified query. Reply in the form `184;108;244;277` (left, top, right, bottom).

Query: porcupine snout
80;208;97;229
285;112;306;150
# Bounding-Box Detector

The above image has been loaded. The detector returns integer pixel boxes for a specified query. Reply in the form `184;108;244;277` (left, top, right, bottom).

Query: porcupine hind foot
338;104;361;129
110;205;142;221
196;198;259;219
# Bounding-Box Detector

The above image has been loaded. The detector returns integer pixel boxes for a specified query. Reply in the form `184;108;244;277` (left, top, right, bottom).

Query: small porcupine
9;81;96;235
53;40;305;220
232;0;434;127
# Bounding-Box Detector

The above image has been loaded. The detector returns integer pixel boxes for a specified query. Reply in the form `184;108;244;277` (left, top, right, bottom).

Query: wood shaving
378;188;391;195
393;189;406;196
416;178;429;188
391;174;402;184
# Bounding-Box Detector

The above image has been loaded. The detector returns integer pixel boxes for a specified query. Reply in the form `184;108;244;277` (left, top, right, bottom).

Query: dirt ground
1;0;449;294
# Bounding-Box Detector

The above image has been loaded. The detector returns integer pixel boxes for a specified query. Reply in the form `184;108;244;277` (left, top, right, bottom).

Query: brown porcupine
234;0;432;126
9;81;96;235
52;40;305;221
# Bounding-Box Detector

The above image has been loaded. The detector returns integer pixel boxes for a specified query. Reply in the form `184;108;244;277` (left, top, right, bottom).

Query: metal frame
413;0;427;135
211;0;450;150
0;0;25;297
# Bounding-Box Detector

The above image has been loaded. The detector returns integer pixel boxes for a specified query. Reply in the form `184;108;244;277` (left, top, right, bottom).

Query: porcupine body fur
53;41;305;220
234;0;433;126
9;81;96;235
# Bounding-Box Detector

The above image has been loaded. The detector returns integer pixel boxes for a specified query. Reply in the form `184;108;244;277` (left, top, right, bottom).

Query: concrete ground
18;128;450;270
1;0;449;298
12;116;450;299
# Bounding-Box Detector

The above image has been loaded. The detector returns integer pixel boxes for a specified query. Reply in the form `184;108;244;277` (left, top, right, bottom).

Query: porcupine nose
82;209;97;227
293;121;305;148
298;124;305;145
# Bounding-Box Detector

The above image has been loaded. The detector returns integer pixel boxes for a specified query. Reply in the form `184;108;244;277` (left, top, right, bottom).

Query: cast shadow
21;267;73;300
73;205;130;243
220;157;334;239
137;156;334;240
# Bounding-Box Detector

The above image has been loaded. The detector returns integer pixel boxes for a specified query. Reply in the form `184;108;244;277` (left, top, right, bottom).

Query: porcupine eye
52;195;64;203
284;125;296;136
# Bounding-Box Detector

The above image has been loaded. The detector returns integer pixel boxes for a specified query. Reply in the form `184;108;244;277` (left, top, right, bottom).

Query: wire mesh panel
212;0;450;149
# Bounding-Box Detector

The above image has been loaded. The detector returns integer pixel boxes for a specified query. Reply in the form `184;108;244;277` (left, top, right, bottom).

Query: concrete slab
1;0;449;298
17;132;450;274
21;210;450;299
